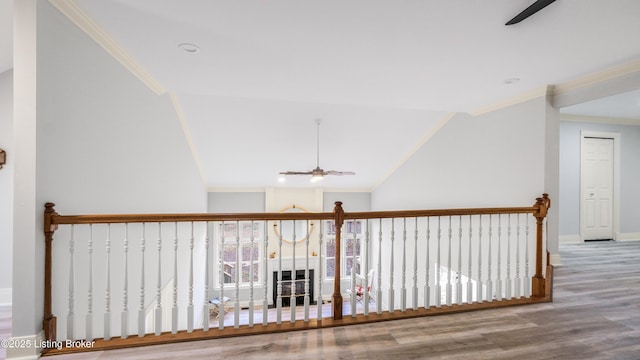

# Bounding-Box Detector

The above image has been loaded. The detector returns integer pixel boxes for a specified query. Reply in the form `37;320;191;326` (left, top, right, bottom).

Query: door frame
580;130;620;241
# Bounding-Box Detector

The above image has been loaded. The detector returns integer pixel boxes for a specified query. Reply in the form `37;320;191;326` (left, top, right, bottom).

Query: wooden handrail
42;194;551;343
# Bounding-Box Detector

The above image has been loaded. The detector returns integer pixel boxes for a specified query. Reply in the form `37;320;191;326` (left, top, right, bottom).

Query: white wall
0;70;13;305
559;119;640;238
12;0;206;342
372;97;547;210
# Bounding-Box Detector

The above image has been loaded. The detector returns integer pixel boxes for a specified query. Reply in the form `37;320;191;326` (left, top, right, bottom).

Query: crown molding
48;0;166;95
169;92;208;189
469;86;551;117
553;59;640;96
560;113;640;126
372;112;455;191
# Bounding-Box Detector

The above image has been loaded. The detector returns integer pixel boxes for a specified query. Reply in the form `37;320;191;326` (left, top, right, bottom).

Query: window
218;222;262;286
324;220;362;279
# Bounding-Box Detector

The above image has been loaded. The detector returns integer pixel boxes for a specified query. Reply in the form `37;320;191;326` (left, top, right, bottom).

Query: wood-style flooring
3;240;640;359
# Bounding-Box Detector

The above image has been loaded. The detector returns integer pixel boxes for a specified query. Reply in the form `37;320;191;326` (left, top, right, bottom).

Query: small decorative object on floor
209;296;230;318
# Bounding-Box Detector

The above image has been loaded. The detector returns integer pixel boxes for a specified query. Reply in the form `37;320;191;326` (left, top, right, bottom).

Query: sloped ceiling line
48;0;166;95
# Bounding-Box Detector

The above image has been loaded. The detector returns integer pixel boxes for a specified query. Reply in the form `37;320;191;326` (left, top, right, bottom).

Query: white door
581;137;614;240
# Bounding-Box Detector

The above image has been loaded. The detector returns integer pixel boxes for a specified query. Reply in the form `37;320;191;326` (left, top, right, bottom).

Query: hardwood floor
3;240;640;359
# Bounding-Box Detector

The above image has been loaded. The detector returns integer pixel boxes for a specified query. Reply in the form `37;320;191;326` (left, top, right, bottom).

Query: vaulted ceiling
2;0;640;190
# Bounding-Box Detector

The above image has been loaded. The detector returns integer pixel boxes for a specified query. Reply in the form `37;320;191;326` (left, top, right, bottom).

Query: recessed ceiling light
278;176;286;183
178;43;200;54
504;77;520;85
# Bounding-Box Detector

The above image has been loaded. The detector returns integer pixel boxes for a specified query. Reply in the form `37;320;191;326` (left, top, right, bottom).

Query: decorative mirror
273;205;314;243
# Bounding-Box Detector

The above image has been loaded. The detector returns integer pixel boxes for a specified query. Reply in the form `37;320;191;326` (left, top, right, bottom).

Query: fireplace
272;269;315;307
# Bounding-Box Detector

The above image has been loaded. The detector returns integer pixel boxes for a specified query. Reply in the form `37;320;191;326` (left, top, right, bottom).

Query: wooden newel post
532;194;550;298
43;202;58;341
332;201;345;320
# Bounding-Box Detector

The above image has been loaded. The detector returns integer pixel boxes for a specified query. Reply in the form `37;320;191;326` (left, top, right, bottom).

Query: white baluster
277;220;283;324
249;221;255;327
203;222;210;331
425;217;431;309
263;221;269;326
188;222;194;332
234;221;240;328
524;216;531;298
496;216;503;301
172;223;179;334
477;215;483;303
446;216;452;307
377;219;383;314
364;219;371;315
412;218;418;310
506;214;512;299
155;223;162;336
435;217;441;308
515;214;522;298
121;224;128;339
389;219;395;313
351;221;357;317
457;216;463;305
467;215;473;304
317;220;324;321
219;222;225;330
104;224;112;340
487;216;493;303
138;224;146;337
67;225;75;340
86;224;93;341
304;220;310;322
401;218;407;312
290;220;296;323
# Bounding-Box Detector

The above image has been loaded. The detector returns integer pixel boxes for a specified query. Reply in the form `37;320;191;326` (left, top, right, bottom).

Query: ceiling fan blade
325;170;356;176
505;0;556;26
279;171;313;175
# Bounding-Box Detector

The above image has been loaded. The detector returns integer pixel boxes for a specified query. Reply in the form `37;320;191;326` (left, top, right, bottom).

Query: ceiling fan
505;0;556;25
279;119;355;182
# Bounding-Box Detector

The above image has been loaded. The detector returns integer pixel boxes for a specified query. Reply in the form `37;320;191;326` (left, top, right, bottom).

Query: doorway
580;131;620;241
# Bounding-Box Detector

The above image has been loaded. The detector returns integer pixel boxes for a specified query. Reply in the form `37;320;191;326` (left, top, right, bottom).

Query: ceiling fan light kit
279;119;355;181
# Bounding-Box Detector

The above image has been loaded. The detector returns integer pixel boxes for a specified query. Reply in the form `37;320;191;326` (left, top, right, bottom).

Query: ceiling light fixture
178;43;200;54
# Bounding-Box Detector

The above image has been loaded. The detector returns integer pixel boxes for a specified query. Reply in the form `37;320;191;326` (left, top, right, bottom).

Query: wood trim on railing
42;194;551;345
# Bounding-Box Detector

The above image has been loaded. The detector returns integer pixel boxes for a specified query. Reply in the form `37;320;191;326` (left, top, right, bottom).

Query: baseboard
559;235;581;244
549;253;562;267
5;331;45;360
617;232;640;241
0;288;12;306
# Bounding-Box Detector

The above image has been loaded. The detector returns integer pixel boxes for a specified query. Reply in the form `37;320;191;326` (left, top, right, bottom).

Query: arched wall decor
272;205;315;244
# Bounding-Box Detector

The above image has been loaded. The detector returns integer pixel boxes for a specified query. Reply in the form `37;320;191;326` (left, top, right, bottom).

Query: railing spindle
506;214;512;299
457;216;463;305
351;221;357;317
515;214;522;298
496;216;503;301
401;218;407;312
435;217;441;308
263;221;269;326
389;219;395;313
524;216;531;298
104;224;112;340
172;223;178;334
412;218;418;310
467;215;473;304
276;220;283;324
317;220;324;320
187;222;194;332
155;223;162;336
364;219;371;315
304;220;310;322
446;216;452;307
86;224;94;341
477;216;483;303
425;217;431;309
487;216;493;303
218;221;225;330
290;220;296;323
138;224;146;337
249;221;255;327
67;225;75;340
377;218;383;314
121;224;128;339
234;221;240;328
203;222;209;331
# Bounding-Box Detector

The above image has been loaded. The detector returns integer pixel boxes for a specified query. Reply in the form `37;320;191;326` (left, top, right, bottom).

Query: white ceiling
3;0;640;189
